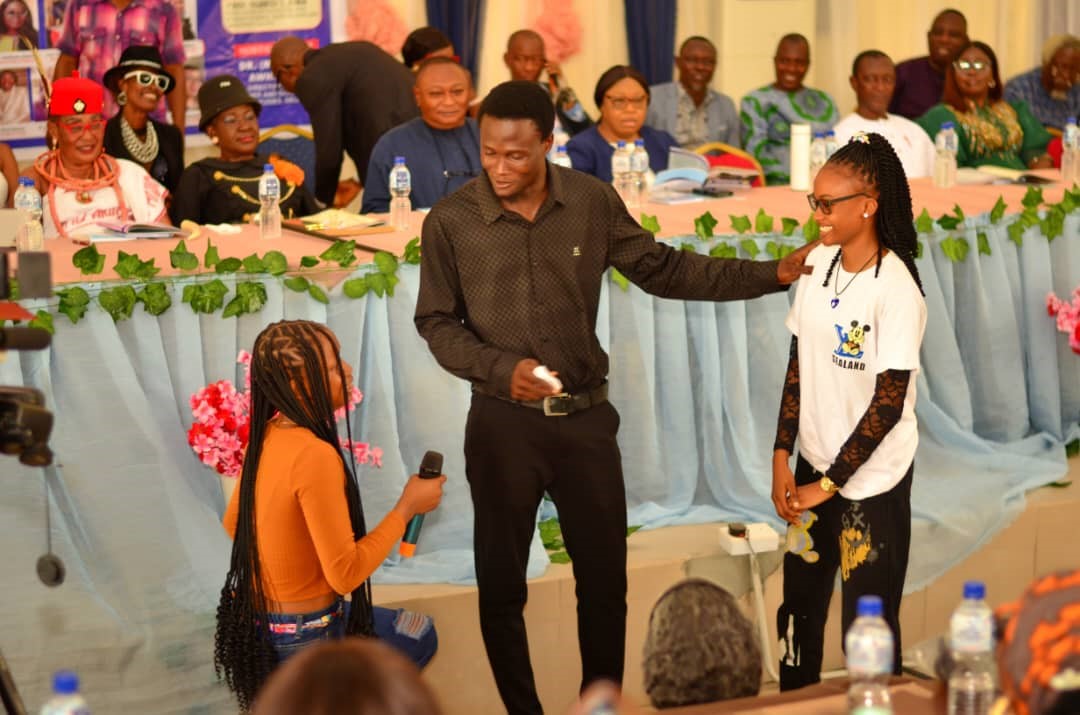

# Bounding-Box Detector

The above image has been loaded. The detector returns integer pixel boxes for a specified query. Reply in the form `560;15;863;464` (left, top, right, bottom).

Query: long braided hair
819;132;924;296
213;320;374;710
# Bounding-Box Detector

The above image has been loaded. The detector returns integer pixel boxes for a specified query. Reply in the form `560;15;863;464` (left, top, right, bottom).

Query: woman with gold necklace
22;73;169;239
171;75;318;225
102;46;184;194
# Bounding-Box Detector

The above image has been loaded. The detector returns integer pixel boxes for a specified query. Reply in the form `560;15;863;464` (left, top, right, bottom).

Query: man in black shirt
270;37;419;206
414;81;816;715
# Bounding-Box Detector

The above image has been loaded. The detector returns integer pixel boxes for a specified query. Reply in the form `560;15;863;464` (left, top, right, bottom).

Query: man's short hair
477;80;555;139
415;56;471;84
643;579;761;709
933;8;967;28
506;29;543;52
851;49;892;77
678;36;716;55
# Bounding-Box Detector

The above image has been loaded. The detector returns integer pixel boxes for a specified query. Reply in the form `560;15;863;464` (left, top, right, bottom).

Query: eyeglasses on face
954;59;989;73
605;95;648;110
806;192;869;214
124;70;170;91
58;116;106;137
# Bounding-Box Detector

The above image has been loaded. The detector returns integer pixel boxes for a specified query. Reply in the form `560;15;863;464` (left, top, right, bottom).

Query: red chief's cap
49;72;104;117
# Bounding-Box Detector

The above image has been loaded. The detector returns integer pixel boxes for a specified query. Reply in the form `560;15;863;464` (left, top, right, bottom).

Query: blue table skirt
1;210;1075;711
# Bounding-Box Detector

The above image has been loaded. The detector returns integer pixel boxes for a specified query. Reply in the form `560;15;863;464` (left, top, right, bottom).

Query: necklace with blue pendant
831;249;877;308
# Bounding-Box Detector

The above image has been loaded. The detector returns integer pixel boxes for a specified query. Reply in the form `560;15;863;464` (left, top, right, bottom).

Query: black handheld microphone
399;451;443;557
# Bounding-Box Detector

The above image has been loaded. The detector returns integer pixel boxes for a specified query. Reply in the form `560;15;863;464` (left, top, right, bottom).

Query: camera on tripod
0;249;53;467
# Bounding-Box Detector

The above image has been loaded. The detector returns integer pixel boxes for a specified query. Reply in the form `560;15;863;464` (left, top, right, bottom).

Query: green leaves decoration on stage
403;237;422;265
73;244;105;275
640;213;661;235
540;517;642;565
222;282;268;318
781;217;800;236
709;243;737;259
169;240;199;270
915;208;934;233
98;285;136;322
694;211;718;239
29;310;53;334
136;282;172;316
940;236;970;263
728;213;751;234
56;287;90;323
183;279;228;314
802;214;819;242
937;204;965;230
754;208;774;233
990;196;1007;224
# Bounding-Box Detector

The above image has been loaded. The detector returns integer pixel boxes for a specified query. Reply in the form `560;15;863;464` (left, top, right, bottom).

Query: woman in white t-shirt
771;132;927;691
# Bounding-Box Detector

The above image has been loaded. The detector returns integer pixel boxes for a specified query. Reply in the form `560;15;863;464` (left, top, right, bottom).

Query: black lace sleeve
773;336;800;453
825;368;911;486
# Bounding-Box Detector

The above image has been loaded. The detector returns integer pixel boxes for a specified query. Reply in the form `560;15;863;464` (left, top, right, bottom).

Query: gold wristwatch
819;475;839;493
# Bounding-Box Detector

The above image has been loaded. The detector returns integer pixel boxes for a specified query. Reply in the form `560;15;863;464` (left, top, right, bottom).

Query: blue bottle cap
53;670;78;695
963;581;986;600
556;145;567;153
19;176;32;187
393;156;406;164
856;595;883;617
941;121;955;129
1068;116;1077;124
814;131;826;138
616;140;627;148
263;163;273;172
826;130;836;137
634;139;645;146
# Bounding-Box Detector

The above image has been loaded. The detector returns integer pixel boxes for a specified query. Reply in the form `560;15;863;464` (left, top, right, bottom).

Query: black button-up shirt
414;164;783;398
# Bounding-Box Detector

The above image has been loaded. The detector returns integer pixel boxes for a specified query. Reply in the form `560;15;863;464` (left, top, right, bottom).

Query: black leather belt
490;383;608;416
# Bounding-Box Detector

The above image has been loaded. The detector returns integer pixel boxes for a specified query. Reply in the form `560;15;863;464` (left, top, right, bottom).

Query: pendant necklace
830;249;877;309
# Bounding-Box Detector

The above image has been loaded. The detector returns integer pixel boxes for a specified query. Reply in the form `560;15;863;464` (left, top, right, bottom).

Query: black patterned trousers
777;453;912;691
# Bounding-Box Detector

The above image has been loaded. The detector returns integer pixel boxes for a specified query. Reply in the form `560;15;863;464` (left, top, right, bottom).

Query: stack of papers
89;222;188;241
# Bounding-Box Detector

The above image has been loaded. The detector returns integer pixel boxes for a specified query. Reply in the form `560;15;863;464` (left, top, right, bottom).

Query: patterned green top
915;100;1051;170
739;85;839;185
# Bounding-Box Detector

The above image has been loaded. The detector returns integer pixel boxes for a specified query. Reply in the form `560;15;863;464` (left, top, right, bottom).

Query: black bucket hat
102;45;176;95
197;74;262;131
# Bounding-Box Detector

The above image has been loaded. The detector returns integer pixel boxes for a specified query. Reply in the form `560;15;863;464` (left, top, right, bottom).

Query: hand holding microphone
398;451;446;557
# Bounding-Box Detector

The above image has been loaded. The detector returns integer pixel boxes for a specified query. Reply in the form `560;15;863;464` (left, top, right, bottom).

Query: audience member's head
0;69;15;92
251;637;442;715
402;26;454;69
1041;35;1080;98
414;57;471;130
1;0;36;47
675;36;717;100
642;579;761;709
942;40;1002;111
926;9;968;71
849;50;895;120
773;33;810;92
197;74;261;161
996;569;1080;715
47;74;106;164
269;36;310;94
504;29;546;82
477;81;555;200
593;65;650;140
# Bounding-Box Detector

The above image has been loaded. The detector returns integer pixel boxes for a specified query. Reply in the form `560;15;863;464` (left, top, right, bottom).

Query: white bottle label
951;612;992;653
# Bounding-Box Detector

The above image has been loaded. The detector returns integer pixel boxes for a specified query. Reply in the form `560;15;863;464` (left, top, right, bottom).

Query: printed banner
196;0;330;128
0;0;326;146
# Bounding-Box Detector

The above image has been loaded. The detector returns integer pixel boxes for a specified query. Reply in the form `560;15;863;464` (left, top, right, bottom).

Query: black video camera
0;249;53;466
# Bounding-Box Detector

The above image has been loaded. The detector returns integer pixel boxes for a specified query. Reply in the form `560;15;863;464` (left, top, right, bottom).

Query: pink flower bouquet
1047;287;1080;355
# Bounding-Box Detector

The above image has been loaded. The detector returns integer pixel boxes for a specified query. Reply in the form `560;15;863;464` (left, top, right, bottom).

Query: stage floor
375;456;1079;715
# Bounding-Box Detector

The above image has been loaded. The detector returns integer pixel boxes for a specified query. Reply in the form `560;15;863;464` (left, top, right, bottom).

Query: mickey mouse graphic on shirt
834;320;871;359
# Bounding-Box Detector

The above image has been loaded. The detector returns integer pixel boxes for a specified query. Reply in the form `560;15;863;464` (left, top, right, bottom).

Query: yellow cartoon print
786;509;819;563
840;502;878;580
835;319;871;359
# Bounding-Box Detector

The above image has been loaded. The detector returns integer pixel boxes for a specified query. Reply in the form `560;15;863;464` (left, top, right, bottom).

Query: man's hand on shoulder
776;238;821;284
510;358;560;401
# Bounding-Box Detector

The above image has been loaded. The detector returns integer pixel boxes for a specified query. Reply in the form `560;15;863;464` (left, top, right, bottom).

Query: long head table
0;174;1075;712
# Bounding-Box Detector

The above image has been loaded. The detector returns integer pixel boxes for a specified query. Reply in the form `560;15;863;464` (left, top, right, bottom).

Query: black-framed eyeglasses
806;192;869;214
953;59;989;73
123;70;170;91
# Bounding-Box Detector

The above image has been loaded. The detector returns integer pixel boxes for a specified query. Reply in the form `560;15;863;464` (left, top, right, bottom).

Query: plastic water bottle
809;132;828;182
845;595;894;715
630;138;649;203
934;122;959;188
14;177;43;251
389;156;412;231
947;581;996;715
552;145;572;169
40;670;90;715
1062;116;1078;185
611;140;633;204
257;163;281;240
825;130;840;159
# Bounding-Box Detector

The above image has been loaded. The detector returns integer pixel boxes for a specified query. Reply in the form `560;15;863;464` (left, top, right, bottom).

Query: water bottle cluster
611;139;649;208
14;177;43;251
389;156;412;231
934;122;959;188
809;130;840;183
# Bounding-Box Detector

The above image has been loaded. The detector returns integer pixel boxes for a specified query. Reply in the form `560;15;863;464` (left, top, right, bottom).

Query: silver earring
988;80;996;88
117;91;127;106
863;212;869;218
210;135;219;144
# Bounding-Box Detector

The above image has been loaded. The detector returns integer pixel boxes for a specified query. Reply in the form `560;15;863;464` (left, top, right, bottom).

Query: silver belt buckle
542;393;571;416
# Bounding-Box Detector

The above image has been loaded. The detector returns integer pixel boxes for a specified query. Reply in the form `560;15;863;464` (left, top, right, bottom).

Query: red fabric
1048;136;1063;168
705;152;764;188
49;72;103;116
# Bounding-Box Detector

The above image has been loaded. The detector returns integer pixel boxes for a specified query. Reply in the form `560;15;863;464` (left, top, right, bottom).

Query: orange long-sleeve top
223;423;406;602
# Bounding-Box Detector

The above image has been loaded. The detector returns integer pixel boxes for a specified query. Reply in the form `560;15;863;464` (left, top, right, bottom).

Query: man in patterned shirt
415;80;817;715
53;0;186;130
740;33;837;185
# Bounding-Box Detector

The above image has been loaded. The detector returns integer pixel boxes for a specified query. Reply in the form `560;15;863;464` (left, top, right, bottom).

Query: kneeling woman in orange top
215;320;445;710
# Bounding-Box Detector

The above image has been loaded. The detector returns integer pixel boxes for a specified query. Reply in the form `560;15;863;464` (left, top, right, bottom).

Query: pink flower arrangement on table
188;351;382;478
1047;287;1080;354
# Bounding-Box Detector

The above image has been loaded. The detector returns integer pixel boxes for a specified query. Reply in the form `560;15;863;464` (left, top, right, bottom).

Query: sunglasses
806;192;869;214
123;70;170;91
953;60;989;73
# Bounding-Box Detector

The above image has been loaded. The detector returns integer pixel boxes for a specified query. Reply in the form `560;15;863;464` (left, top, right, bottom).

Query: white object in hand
532;365;563;393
